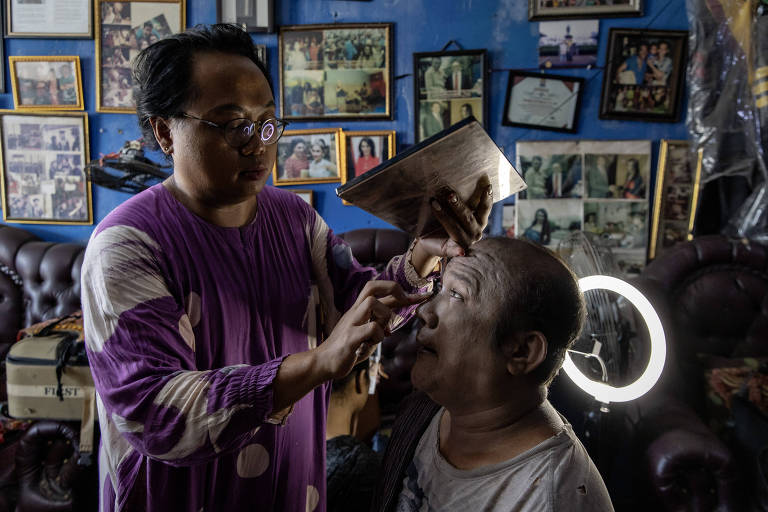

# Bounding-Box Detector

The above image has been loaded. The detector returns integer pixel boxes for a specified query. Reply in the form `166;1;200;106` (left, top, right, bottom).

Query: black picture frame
502;71;584;133
413;49;488;143
529;0;642;20
217;0;273;33
599;28;688;122
279;23;394;121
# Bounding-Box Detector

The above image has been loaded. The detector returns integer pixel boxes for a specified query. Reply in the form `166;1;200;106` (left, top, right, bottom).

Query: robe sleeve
305;211;433;335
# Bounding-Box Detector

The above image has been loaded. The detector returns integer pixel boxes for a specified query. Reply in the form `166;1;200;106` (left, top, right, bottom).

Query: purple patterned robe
82;184;426;511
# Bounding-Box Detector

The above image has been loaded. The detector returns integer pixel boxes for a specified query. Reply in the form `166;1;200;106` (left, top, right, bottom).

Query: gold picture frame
10;56;85;111
0;110;92;225
6;0;93;38
340;130;395;205
649;139;703;260
278;23;393;121
272;128;346;186
95;0;186;113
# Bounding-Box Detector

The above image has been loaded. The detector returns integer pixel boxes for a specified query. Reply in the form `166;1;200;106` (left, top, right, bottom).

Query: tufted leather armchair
632;235;768;512
0;224;95;512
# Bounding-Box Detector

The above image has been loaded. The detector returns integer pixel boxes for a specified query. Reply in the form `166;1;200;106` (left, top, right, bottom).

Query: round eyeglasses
180;113;289;149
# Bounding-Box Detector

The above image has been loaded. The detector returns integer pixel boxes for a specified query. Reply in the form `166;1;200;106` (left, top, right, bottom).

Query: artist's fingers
378;291;430;309
465;174;491;211
473;183;493;229
430;199;477;250
432;191;479;248
412;236;466;258
352;280;407;309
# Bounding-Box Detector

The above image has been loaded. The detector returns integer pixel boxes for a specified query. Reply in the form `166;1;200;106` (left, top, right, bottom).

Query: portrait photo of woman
343;131;395;186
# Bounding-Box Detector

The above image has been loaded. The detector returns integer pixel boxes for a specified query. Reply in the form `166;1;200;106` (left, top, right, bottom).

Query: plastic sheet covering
687;0;768;239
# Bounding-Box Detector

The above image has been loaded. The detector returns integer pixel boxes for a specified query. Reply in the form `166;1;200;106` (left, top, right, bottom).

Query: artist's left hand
411;174;493;277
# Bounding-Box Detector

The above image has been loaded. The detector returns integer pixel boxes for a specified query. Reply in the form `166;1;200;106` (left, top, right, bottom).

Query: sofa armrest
637;399;744;511
15;421;82;512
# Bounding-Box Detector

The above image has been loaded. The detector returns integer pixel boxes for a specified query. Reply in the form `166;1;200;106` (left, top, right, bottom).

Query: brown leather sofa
632;235;768;511
0;224;95;512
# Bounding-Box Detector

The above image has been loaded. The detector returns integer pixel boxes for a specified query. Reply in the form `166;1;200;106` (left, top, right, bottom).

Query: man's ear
503;331;548;377
353;369;367;395
149;116;173;155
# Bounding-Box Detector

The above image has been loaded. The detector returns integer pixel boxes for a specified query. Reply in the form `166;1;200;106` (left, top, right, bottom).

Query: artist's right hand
314;280;428;380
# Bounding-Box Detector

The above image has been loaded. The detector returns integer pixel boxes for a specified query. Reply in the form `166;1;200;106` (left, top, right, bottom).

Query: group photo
273;129;344;185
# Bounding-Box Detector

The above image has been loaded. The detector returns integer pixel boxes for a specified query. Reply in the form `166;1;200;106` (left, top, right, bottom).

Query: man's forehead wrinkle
448;257;483;295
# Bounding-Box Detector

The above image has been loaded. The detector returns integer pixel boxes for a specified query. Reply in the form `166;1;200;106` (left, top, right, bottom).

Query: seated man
326;361;381;512
372;238;613;511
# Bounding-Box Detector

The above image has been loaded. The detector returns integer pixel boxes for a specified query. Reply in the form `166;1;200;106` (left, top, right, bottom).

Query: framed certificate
6;0;92;38
502;71;584;133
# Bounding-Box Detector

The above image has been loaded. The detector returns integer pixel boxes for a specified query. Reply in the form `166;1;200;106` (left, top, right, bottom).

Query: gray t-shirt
396;408;614;512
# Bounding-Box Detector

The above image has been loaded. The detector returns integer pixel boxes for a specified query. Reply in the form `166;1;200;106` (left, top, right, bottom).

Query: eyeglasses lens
224;118;284;148
260;120;284;145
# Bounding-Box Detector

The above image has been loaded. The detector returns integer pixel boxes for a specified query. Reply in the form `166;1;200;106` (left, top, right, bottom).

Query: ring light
563;275;666;404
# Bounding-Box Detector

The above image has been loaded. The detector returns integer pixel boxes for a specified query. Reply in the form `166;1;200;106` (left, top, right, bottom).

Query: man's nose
240;132;266;157
416;298;437;329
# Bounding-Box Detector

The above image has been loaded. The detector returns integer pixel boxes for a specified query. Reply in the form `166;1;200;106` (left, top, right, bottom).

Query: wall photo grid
0;111;91;224
515;140;652;277
0;6;692;241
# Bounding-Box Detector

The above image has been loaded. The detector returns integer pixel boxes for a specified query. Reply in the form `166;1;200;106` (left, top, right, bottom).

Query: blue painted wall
0;0;689;243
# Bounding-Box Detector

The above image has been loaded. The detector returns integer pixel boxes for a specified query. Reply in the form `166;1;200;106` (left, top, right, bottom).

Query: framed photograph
290;189;314;207
217;0;273;33
0;111;92;224
529;0;642;20
6;0;92;38
10;57;84;111
649;140;703;260
413;50;487;143
600;28;688;122
272;128;346;186
584;152;650;199
502;71;583;133
516;198;582;247
340;130;395;205
538;20;598;69
96;0;186;113
279;23;393;121
516;139;652;277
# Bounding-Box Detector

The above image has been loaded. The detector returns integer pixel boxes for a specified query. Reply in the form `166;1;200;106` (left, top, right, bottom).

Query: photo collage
516;140;652;276
281;27;389;118
415;51;485;142
100;1;176;109
2;115;88;222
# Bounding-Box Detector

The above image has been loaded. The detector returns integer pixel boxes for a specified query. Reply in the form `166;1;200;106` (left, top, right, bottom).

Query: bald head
465;238;586;385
